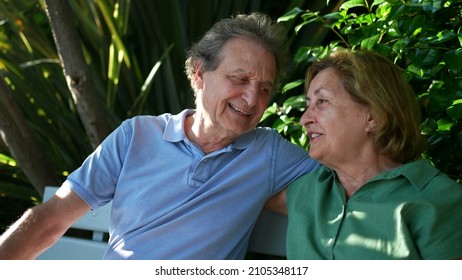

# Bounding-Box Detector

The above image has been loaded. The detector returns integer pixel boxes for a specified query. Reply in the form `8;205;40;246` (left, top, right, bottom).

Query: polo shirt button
327;238;334;246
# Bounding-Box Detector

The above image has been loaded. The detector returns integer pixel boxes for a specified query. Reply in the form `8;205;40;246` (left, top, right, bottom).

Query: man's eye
229;76;248;84
260;87;271;96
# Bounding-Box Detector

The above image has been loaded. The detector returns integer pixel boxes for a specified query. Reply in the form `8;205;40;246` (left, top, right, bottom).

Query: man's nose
241;84;259;106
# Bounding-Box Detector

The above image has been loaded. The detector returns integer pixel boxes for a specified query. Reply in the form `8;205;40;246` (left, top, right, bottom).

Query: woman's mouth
309;132;322;140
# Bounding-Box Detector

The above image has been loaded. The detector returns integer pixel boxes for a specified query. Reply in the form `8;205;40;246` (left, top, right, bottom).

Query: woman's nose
300;106;314;129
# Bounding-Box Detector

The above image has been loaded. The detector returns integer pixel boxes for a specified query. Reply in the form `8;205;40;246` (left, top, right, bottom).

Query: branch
43;0;113;149
0;76;61;197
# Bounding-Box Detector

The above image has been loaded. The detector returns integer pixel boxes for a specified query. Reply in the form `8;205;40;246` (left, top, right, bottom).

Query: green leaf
406;64;426;78
273;118;286;133
372;43;393;56
421;118;438;135
443;49;462;74
278;7;304;22
282;79;304;94
260;103;278;122
430;30;457;44
361;34;380;49
300;10;320;21
282;95;306;114
96;0;131;68
340;0;367;11
295;20;313;34
428;94;456;114
371;0;387;8
421;0;443;14
290;129;308;148
413;48;440;67
0;154;17;166
293;46;324;64
408;15;426;37
392;37;410;53
447;100;462;120
323;12;344;20
357;13;376;25
437;118;454;132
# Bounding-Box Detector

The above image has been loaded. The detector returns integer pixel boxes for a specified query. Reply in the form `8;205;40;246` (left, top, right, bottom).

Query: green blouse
286;159;462;259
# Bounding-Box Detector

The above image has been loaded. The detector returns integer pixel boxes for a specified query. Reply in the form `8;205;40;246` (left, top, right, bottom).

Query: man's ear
193;63;204;90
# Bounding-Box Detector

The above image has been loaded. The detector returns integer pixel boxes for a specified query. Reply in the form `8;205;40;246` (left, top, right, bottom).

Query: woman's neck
334;155;401;199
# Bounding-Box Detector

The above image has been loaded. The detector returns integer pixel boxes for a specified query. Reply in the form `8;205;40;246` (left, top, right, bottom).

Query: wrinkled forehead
219;38;276;82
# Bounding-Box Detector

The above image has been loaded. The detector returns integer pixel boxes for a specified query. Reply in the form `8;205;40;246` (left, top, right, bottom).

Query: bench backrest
37;186;287;259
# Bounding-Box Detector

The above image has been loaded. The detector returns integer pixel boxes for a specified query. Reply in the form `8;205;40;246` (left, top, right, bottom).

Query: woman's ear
366;111;377;133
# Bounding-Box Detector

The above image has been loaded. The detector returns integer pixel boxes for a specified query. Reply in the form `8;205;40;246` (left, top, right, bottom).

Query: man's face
194;37;277;138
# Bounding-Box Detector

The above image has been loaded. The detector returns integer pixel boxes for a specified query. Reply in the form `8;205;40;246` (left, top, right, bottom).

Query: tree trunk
43;0;113;149
0;76;61;197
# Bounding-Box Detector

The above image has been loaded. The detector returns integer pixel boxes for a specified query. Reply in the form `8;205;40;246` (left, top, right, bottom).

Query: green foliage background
1;0;461;237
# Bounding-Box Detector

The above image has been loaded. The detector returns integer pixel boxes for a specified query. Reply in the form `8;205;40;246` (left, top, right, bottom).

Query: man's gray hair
185;12;289;92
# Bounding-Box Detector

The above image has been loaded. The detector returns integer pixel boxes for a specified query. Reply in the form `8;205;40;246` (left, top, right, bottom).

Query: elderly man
0;12;318;260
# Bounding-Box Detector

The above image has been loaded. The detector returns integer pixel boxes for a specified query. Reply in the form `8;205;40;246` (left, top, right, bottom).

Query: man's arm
264;189;287;215
0;187;90;259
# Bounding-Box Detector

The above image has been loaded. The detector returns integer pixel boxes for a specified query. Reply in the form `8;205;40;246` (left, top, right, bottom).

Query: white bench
37;186;287;259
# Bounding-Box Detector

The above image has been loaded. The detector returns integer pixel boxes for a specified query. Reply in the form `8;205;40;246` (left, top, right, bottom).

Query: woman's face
300;67;374;167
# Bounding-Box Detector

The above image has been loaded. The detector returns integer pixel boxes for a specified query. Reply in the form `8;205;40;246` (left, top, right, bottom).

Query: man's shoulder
255;126;277;132
121;111;186;130
126;113;172;123
253;126;281;137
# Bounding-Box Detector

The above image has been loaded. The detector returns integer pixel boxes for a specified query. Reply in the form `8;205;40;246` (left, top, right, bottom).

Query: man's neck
184;114;235;154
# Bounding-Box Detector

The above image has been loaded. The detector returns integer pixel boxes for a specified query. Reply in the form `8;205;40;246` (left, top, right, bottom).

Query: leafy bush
267;0;462;183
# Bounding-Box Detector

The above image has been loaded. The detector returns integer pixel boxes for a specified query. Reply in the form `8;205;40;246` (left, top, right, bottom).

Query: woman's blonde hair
306;49;426;163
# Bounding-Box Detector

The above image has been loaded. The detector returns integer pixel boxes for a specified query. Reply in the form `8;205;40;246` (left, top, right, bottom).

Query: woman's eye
304;97;310;107
305;98;327;109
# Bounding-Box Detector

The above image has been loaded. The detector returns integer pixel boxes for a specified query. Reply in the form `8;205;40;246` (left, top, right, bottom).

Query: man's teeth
311;133;320;139
230;104;250;115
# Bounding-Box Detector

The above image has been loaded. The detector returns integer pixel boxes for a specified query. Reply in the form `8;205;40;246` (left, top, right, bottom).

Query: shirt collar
374;159;440;190
163;109;256;150
163;109;194;142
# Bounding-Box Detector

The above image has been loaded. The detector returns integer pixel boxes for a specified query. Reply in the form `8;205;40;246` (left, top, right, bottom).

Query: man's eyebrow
262;81;274;87
228;68;274;86
229;68;248;75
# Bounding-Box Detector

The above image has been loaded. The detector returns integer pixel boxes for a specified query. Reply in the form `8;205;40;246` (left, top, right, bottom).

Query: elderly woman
286;50;462;259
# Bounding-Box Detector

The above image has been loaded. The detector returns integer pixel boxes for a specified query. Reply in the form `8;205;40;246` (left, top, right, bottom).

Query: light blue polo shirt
64;109;319;259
